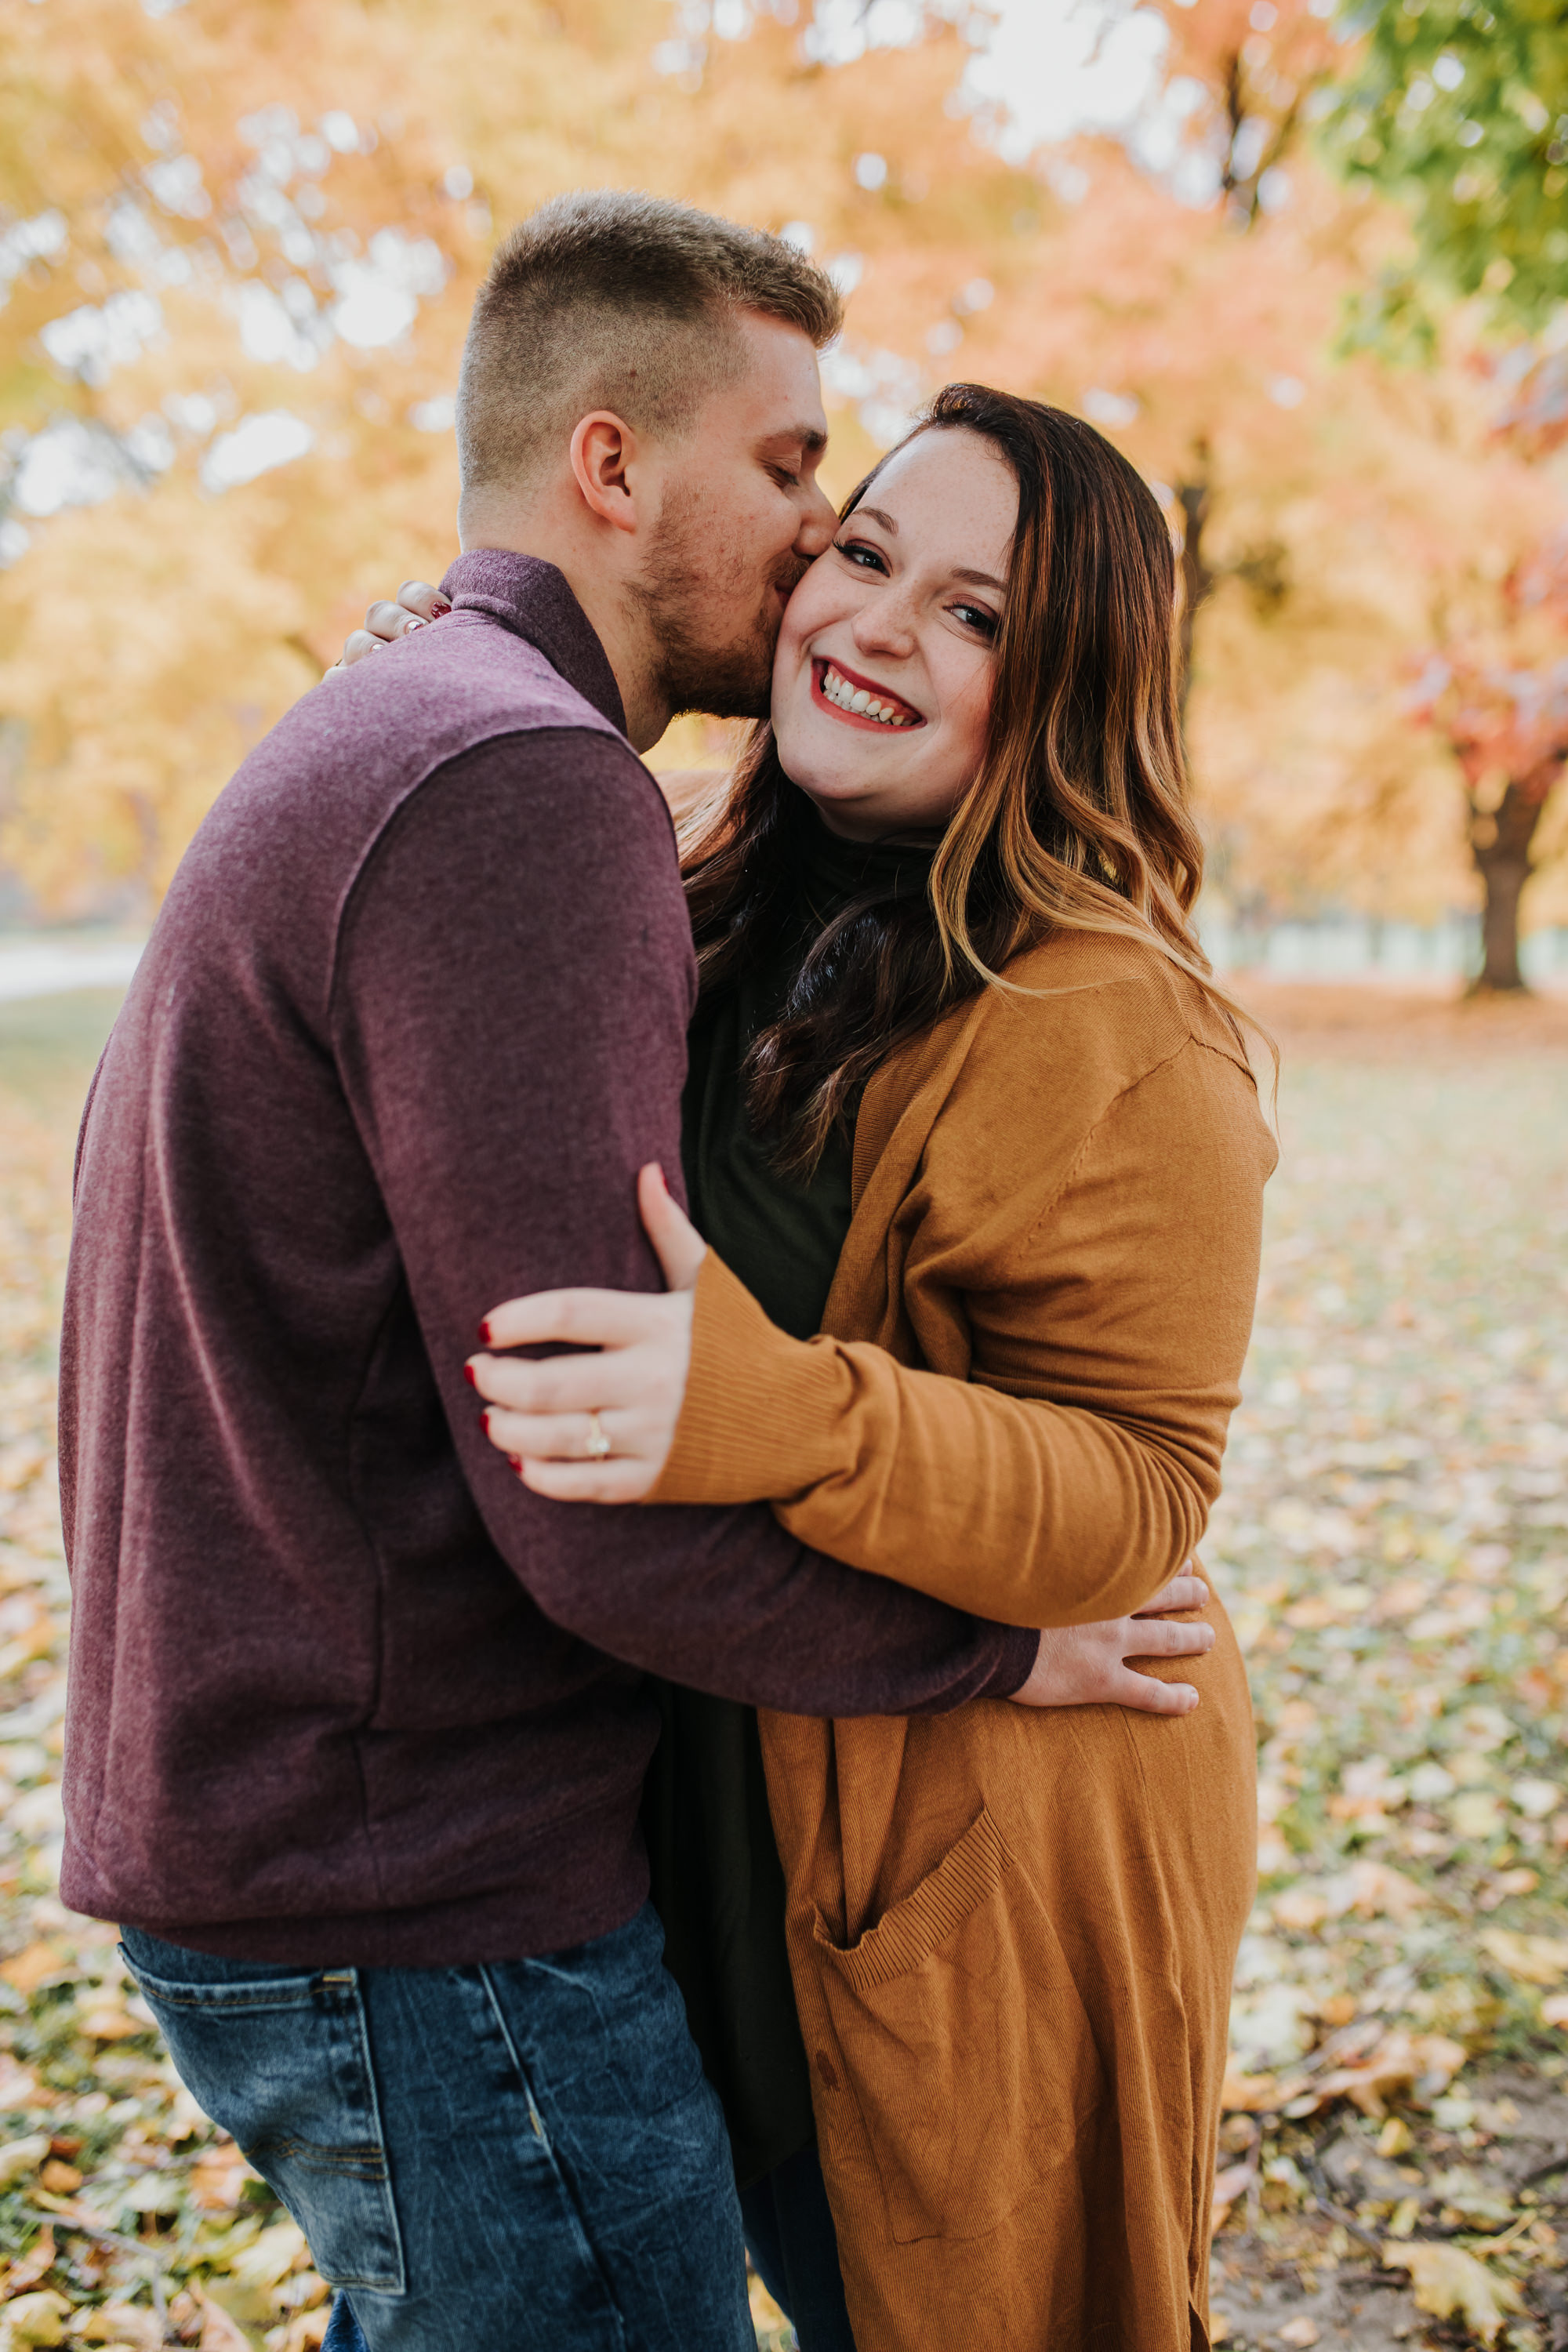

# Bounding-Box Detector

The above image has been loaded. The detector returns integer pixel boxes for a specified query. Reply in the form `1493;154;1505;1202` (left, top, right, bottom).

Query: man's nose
795;479;837;557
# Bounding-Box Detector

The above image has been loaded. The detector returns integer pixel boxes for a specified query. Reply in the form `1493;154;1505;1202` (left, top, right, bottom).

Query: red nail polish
463;1363;477;1388
478;1319;492;1345
434;599;453;615
481;1409;491;1434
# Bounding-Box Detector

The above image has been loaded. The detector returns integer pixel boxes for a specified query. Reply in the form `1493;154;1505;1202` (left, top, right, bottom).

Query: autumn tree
0;0;1044;913
3;0;1561;965
1410;535;1568;992
1138;0;1344;712
1317;0;1568;984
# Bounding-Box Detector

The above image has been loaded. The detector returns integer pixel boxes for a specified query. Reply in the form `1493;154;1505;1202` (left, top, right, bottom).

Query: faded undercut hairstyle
456;189;843;495
681;381;1273;1177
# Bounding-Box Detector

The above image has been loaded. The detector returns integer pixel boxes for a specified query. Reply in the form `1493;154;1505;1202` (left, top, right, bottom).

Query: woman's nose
851;597;918;660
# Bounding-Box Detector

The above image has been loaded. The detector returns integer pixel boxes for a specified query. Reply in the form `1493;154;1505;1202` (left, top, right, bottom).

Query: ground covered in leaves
0;980;1565;2350
1203;984;1568;2351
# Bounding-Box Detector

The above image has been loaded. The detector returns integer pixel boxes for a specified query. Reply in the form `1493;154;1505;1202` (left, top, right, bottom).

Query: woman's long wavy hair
680;382;1265;1177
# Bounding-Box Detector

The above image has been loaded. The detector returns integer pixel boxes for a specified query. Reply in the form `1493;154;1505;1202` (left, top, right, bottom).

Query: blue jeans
120;1906;754;2352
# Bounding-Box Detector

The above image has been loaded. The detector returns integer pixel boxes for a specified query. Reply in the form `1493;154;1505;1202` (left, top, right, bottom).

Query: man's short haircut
456;189;843;496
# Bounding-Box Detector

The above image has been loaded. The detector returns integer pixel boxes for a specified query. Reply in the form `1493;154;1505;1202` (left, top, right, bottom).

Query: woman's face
769;426;1018;841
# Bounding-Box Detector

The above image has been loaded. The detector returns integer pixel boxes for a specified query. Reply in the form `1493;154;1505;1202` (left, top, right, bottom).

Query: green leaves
1322;0;1568;332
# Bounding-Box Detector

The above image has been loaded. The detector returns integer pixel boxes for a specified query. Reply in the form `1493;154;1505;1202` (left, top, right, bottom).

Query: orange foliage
1;0;1565;931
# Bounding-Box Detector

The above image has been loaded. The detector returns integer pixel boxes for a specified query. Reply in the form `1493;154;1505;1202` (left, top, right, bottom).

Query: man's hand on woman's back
1005;1573;1215;1717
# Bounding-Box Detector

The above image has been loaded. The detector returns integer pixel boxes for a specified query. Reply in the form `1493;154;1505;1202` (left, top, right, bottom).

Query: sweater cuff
650;1249;849;1506
978;1625;1043;1700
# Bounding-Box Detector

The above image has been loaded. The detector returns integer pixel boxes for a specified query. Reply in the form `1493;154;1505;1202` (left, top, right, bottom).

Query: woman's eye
771;466;801;489
953;601;999;637
834;539;888;574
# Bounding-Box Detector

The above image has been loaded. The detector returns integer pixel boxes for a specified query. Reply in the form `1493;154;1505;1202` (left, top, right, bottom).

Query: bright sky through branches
798;0;1215;201
963;0;1171;158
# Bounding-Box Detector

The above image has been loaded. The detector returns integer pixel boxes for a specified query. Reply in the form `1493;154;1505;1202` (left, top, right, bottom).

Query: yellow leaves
1220;2067;1285;2113
1479;1928;1568;1984
1372;1574;1429;1621
1267;1858;1429;1934
1211;2158;1257;2227
1450;1789;1505;1842
0;1448;45;1499
748;2265;794;2352
1310;2030;1468;2121
227;2221;310;2296
0;2290;71;2350
0;2233;55;2303
268;2312;330;2352
1285;1583;1373;1628
1329;1753;1410;1823
1380;2241;1524;2345
1272;1886;1330;1932
72;1990;147;2043
188;2140;256;2212
0;2060;43;2113
0;1608;55;1684
184;2288;252;2352
76;2306;164;2351
0;2138;49;2190
1222;2025;1469;2125
0;1944;64;1997
1335;1860;1428;1922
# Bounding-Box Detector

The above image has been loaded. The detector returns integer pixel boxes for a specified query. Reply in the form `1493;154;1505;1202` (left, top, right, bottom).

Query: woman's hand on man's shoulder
324;579;451;681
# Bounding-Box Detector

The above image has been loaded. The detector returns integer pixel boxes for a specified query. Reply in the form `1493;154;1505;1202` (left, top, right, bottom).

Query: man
58;191;1044;2351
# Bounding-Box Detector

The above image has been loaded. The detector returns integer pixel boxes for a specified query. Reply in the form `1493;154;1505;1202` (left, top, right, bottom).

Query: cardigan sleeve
648;1036;1272;1628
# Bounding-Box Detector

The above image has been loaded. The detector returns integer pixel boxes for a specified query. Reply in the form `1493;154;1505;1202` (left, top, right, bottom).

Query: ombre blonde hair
681;383;1269;1175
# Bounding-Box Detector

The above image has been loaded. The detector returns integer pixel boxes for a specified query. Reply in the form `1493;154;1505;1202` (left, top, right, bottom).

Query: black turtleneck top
643;813;938;2187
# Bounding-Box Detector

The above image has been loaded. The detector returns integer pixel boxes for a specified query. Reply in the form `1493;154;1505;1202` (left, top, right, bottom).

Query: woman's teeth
819;663;917;726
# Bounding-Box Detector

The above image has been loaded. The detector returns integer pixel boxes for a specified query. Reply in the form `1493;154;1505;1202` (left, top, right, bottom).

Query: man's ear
569;411;644;536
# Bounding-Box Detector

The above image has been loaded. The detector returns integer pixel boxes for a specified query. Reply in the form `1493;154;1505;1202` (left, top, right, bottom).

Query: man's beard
628;491;808;724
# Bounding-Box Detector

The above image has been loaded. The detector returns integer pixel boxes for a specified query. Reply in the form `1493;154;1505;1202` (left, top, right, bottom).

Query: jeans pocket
810;1807;1105;2247
122;1951;405;2294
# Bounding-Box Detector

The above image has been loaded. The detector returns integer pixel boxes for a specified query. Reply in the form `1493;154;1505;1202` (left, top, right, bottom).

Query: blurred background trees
1;0;1566;985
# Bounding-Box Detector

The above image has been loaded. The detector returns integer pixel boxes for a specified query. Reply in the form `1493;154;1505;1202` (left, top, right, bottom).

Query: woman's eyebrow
846;508;1004;592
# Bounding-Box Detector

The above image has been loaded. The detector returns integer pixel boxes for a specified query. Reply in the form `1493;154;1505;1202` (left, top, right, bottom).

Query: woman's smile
810;655;924;731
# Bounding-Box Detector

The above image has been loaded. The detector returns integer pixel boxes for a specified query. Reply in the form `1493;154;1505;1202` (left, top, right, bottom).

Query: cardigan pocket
810;1805;1104;2246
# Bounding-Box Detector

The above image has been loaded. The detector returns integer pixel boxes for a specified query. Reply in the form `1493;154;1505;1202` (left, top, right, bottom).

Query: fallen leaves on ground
5;989;1568;2349
1382;2241;1526;2345
0;1000;326;2350
1207;1001;1568;2350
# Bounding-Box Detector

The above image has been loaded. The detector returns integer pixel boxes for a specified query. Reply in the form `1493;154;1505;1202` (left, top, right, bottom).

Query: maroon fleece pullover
57;552;1036;1967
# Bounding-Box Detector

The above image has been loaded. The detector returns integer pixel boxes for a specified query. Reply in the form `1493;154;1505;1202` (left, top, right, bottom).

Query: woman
350;387;1272;2349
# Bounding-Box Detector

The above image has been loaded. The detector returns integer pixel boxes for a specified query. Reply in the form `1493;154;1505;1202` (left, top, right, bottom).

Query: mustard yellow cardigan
652;929;1276;2350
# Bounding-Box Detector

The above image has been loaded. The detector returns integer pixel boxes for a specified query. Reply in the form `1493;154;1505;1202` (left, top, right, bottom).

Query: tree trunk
1176;459;1214;731
1468;771;1553;993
